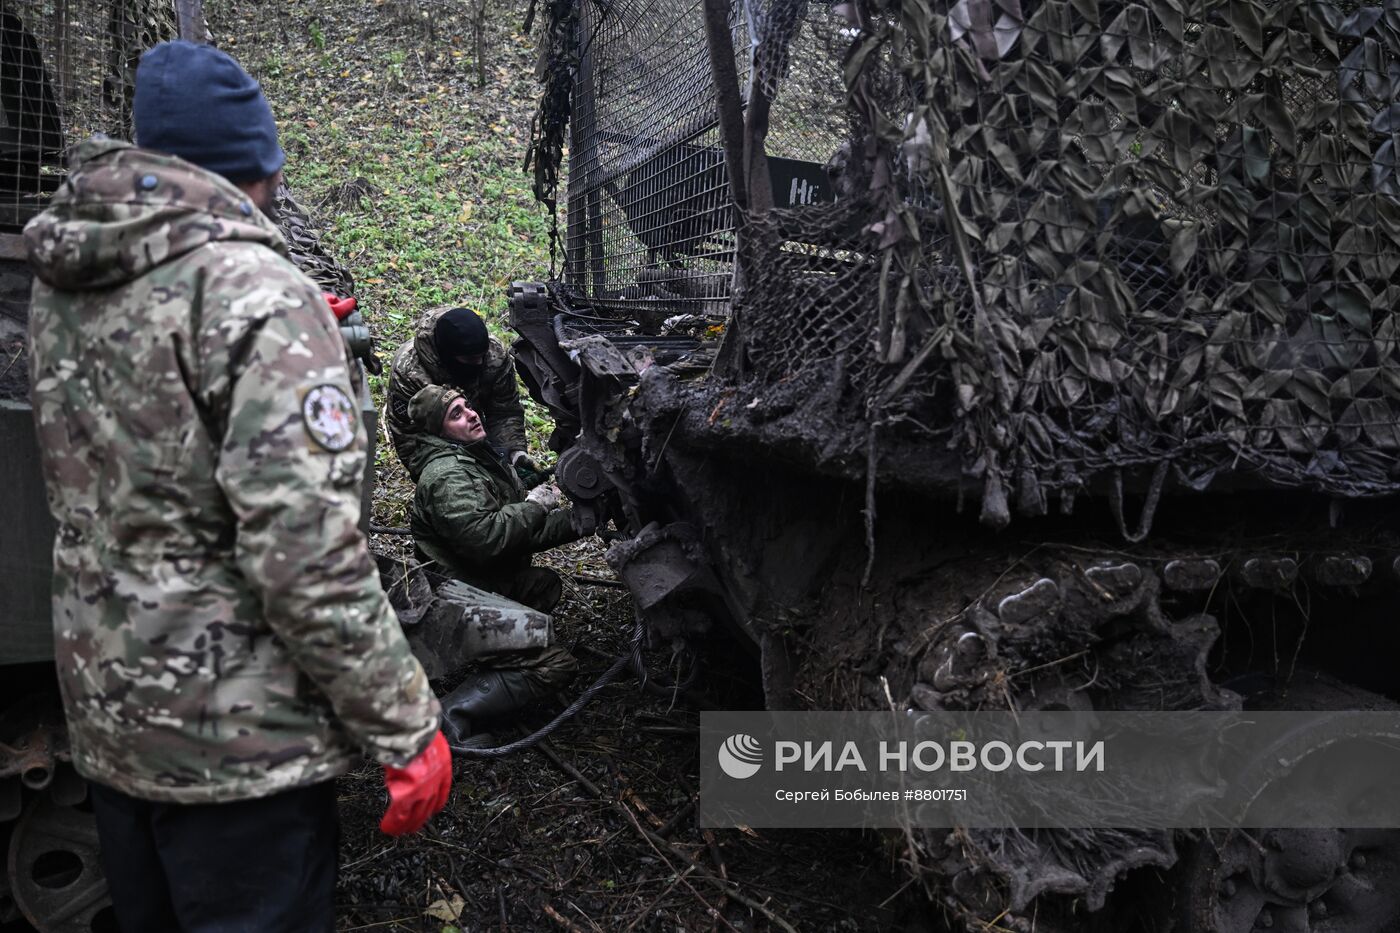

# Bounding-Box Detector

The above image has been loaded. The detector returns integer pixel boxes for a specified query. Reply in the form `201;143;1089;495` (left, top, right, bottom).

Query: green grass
217;0;558;505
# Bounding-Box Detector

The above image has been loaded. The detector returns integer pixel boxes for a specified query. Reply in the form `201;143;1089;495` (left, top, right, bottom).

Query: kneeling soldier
407;384;580;746
407;384;577;612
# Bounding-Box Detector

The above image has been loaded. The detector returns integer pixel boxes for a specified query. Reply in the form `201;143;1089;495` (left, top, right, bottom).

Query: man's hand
511;450;550;488
379;730;452;836
525;483;562;510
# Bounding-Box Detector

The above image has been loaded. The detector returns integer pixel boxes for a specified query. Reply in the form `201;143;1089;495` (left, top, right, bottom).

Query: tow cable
447;613;646;758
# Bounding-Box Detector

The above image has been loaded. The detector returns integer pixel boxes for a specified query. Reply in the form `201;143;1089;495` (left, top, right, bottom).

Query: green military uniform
387;306;526;480
25;138;439;804
408;425;576;611
404;385;579;745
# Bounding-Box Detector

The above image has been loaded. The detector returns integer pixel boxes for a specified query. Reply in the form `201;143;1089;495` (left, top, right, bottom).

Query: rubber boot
439;647;578;748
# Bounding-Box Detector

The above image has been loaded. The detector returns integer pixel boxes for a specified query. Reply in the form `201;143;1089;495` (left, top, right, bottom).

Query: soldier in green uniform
407;383;578;611
25;40;450;933
405;384;582;747
386;304;547;483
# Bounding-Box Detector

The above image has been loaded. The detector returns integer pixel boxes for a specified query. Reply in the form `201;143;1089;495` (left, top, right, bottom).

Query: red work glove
323;292;358;321
379;730;452;836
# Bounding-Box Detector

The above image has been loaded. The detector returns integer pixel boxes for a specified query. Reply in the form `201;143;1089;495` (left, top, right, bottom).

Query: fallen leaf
424;895;465;923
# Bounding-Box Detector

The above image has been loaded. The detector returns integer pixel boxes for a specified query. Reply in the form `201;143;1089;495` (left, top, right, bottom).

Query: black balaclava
433;308;490;387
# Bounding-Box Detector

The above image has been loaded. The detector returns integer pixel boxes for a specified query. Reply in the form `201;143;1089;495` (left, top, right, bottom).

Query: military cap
408;385;464;435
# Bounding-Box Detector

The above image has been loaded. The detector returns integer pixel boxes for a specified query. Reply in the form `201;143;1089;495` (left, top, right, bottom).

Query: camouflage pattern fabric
409;433;576;590
24;137;439;803
387;305;527;481
274;182;355;298
407;382;462;435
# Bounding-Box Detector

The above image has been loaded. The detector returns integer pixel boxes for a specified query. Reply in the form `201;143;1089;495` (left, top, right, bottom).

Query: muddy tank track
615;371;1400;931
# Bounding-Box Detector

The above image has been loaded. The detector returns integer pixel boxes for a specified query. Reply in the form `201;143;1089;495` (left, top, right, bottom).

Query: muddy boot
439;671;533;748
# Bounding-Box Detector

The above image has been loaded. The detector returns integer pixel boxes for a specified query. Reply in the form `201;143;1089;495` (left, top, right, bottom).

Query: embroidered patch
301;384;358;452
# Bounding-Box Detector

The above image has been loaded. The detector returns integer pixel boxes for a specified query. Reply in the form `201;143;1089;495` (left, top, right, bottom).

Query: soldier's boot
439;646;578;748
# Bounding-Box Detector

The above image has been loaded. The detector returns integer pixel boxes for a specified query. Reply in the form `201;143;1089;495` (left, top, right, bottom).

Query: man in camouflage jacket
386;304;531;481
25;41;448;932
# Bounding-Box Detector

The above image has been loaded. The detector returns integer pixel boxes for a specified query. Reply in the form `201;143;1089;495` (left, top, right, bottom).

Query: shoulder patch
301;384;358;452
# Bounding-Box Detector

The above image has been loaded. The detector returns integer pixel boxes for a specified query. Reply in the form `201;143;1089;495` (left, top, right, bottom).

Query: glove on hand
323;292;358;321
510;450;550;488
379;730;452;836
525;483;562;510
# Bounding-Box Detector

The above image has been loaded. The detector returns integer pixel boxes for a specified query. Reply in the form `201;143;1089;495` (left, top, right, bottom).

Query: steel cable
447;612;647;759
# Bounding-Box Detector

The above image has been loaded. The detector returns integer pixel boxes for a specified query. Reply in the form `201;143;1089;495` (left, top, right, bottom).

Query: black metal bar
566;0;597;289
701;0;749;213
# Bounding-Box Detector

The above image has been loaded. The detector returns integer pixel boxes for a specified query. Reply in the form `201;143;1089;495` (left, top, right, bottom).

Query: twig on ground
703;828;730;932
568;572;628;589
542;902;589;932
622;863;698;933
656;796;697;839
537;739;800;933
616;802;741;933
497;884;508;932
622;787;666;829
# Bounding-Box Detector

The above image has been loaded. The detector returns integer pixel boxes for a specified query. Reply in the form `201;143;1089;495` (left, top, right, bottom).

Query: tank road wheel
1175;676;1400;932
1181;828;1400;932
6;797;115;933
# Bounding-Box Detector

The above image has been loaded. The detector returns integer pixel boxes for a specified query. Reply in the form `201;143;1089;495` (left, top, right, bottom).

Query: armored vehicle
513;0;1400;928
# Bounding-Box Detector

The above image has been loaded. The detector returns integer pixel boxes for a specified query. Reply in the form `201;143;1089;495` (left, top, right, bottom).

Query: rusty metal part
7;797;112;933
606;522;728;641
509;282;582;452
0;699;69;792
556;446;608;501
555;446;613;536
0;728;52;791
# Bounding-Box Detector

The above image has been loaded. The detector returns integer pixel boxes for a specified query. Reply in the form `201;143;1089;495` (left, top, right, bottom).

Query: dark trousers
89;780;338;933
495;566;564;614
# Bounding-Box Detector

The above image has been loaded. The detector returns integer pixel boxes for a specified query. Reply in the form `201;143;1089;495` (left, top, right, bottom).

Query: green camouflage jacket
25;138;439;803
386;307;526;481
409;434;575;588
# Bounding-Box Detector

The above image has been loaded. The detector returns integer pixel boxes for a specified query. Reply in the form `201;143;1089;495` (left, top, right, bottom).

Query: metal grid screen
0;0;178;233
561;0;847;325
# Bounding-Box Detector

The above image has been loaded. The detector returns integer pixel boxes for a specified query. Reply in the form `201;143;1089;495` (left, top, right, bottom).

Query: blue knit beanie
133;40;285;184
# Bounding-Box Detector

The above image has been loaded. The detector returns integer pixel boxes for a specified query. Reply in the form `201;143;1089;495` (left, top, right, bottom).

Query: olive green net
735;0;1400;524
534;0;1400;523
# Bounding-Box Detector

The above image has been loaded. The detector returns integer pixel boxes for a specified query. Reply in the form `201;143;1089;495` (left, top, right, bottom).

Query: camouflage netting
533;0;1400;528
739;0;1400;527
526;2;1400;924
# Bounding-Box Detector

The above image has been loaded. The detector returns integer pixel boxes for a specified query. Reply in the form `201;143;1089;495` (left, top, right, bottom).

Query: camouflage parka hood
25;137;287;291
